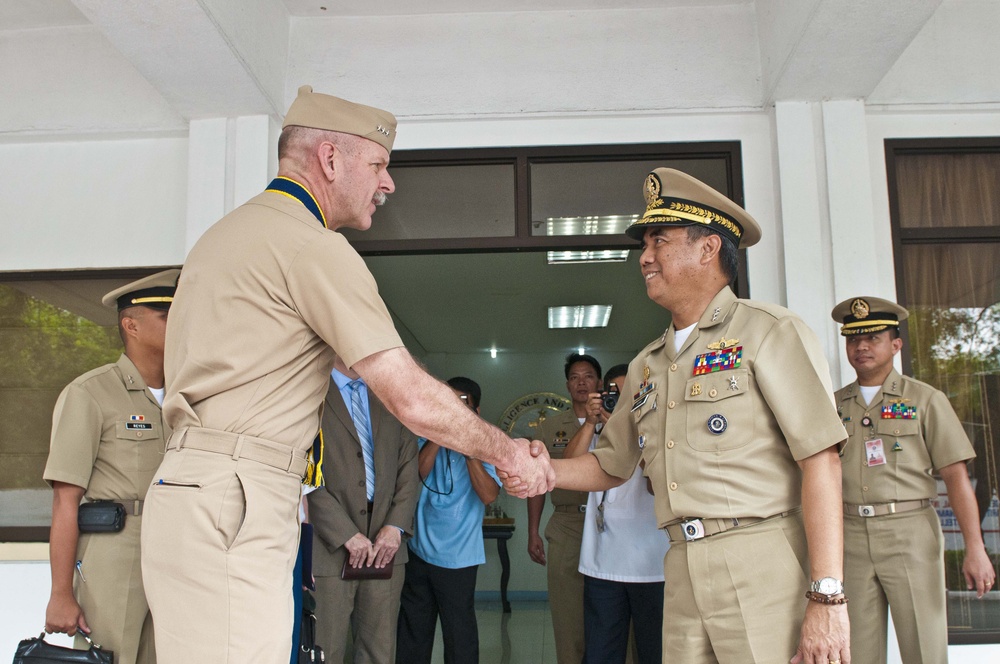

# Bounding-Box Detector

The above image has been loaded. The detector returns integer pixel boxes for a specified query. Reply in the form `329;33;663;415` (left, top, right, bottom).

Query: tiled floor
426;599;558;664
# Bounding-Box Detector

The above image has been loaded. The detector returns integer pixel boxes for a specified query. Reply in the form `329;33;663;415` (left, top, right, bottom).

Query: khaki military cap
831;296;909;336
625;168;762;249
102;269;180;311
282;85;396;153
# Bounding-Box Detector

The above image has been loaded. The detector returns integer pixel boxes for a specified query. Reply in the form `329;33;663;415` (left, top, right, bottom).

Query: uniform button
862;486;869;492
709;388;718;398
360;508;367;516
357;451;363;458
136;432;143;438
669;482;678;491
668;400;676;409
667;440;675;449
359;480;365;487
894;429;900;435
670;363;678;372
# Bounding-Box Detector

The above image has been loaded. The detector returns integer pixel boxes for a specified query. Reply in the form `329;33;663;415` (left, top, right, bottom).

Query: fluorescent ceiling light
539;214;638;236
547;250;630;264
548;305;613;329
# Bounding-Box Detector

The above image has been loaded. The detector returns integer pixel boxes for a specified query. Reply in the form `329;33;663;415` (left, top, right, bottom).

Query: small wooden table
482;519;516;613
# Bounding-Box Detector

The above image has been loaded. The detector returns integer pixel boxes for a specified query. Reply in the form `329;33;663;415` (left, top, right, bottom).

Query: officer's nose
380;169;395;194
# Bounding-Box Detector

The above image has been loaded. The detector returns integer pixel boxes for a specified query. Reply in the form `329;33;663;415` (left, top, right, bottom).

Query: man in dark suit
307;355;420;663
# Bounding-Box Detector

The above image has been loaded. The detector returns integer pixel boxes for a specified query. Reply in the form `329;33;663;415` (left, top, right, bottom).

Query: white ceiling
2;1;998;140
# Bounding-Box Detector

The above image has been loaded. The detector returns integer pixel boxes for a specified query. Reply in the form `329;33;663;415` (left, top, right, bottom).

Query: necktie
349;380;376;501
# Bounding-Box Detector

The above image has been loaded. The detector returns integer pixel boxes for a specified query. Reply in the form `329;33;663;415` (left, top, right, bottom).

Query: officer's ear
317;142;338;182
699;232;722;266
118;311;141;344
890;335;903;355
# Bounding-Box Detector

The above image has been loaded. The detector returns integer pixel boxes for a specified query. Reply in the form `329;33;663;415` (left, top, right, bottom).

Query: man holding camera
526;352;602;664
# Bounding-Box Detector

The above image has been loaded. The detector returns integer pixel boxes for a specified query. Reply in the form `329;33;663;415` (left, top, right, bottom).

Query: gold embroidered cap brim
283;85;396;153
831;296;909;336
626;168;762;248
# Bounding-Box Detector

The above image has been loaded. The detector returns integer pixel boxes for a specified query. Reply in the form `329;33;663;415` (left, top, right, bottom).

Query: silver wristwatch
809;577;844;596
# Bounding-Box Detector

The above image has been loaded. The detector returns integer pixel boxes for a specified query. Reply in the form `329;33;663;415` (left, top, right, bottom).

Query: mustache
373;190;388;206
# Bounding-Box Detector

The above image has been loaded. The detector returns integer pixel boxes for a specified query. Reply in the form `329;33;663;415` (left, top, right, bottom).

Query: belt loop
232;434;246;461
168;427;188;453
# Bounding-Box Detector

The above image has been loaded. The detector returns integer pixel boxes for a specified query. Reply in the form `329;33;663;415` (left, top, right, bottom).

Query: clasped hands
497;437;554;498
344;525;401;569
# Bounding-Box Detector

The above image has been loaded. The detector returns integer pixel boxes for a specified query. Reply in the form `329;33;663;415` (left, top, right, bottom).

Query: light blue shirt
330;368;369;413
408;438;500;569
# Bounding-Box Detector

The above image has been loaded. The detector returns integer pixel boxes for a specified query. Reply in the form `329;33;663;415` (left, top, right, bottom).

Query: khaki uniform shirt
538;408;589;508
592;287;847;527
44;354;167;500
835;368;974;504
163;190;403;451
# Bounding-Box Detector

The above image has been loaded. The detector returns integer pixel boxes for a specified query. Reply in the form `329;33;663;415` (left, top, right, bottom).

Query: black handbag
12;633;113;664
77;501;125;533
298;591;325;663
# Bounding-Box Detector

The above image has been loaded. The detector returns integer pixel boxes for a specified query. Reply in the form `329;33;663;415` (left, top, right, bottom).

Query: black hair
446;376;482;409
564;353;602;380
603;364;629;390
685;225;739;284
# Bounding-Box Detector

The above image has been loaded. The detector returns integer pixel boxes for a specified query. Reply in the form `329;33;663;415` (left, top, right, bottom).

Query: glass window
0;278;125;531
339;162;517;242
529;157;731;236
889;140;1000;642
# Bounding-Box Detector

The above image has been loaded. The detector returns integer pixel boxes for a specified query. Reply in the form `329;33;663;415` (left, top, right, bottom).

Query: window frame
885;136;1000;645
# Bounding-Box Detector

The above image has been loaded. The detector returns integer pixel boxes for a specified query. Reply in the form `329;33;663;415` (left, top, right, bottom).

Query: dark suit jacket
307;381;420;576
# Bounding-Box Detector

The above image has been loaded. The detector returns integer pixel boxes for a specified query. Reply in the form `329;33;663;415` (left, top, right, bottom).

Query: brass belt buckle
858;505;876;517
682;518;706;541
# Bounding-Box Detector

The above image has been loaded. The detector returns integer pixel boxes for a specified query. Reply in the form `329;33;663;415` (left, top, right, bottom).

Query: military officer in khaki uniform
507;168;851;663
832;296;995;664
527;353;602;664
142;86;554;664
43;270;178;664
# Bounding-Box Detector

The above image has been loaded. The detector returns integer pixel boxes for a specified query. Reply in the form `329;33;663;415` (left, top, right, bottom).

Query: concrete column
185;115;271;254
774;100;841;382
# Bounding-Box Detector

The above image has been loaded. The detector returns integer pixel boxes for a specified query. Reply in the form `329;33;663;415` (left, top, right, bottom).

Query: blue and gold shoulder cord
265;177;328;229
266;176;328;486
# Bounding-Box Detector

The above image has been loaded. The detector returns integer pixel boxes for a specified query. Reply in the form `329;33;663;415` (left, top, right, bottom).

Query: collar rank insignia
692;347;742;376
707;337;739;350
711;306;721;322
882;401;916;419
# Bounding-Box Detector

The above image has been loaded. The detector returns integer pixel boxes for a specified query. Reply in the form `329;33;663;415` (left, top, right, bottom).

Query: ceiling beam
757;0;943;103
71;0;289;120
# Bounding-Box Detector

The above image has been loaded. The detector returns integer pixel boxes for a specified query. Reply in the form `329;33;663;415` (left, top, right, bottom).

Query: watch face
816;577;841;595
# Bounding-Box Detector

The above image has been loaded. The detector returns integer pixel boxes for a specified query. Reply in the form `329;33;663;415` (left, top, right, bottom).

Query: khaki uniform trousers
74;510;155;664
142;444;303;663
545;509;586;664
313;550;406;664
663;512;808;663
844;506;947;664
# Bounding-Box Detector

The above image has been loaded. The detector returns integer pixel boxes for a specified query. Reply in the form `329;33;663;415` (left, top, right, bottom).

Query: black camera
601;382;620;413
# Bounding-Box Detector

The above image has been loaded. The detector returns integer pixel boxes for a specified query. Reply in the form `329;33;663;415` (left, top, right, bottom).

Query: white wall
0;137;188;271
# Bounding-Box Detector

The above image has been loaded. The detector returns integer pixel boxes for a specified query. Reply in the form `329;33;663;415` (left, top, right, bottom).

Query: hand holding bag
12;632;113;664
